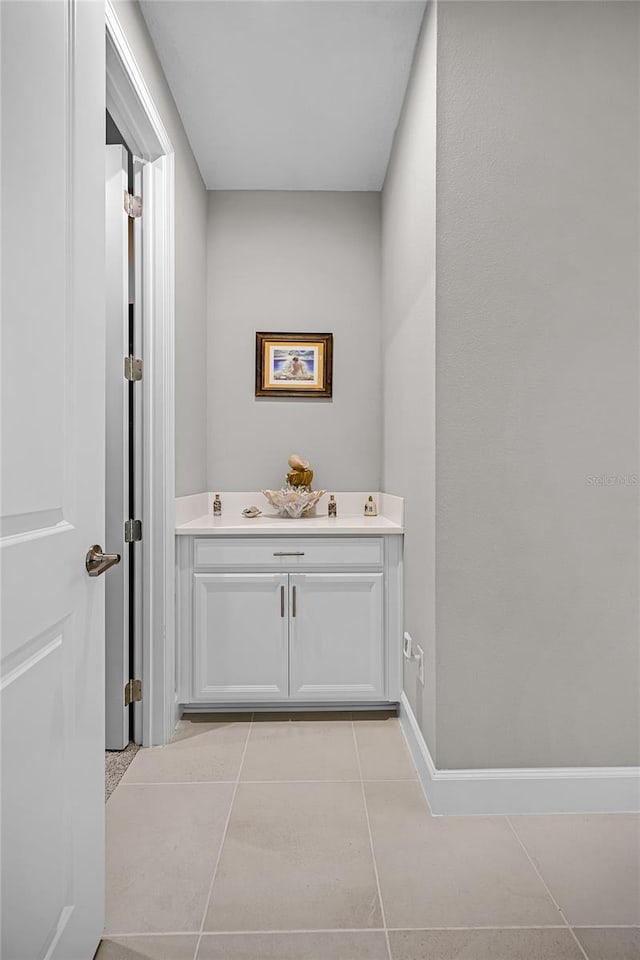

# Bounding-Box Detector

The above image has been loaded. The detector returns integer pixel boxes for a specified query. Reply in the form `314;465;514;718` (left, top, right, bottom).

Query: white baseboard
399;693;640;816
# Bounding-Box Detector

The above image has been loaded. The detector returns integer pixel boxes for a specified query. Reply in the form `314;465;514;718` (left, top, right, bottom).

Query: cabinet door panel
194;573;288;701
290;574;384;701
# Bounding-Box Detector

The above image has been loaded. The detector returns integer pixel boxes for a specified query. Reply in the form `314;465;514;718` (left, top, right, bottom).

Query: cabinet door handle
280;584;285;617
292;584;297;617
273;551;305;557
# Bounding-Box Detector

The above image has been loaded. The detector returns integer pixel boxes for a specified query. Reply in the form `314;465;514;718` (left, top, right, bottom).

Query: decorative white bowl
261;487;326;519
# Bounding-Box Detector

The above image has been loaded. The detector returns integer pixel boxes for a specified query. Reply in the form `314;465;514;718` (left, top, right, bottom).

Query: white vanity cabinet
176;534;403;708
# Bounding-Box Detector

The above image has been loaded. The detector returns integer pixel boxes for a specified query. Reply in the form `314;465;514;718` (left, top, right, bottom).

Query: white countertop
175;492;404;536
176;513;403;536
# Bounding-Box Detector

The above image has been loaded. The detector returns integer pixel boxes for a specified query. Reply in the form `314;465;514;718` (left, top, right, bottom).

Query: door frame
106;1;175;746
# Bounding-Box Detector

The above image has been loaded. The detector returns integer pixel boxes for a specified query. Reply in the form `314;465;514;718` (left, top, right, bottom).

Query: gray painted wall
382;1;438;756
384;0;639;769
206;191;381;492
435;1;639;769
113;1;208;498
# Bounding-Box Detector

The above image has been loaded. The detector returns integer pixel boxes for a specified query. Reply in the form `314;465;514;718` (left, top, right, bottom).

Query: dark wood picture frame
255;332;333;398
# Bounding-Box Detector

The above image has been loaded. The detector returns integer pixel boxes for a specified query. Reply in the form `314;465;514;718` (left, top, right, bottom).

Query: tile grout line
505;817;590;960
192;712;255;960
563;924;639;929
351;719;393;960
107;931;201;938
104;923;577;939
117;778;418;787
385;923;575;931
117;780;238;787
108;927;388;939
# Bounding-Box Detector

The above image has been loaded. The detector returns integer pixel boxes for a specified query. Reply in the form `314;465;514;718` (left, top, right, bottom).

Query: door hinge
124;519;142;543
124;679;142;706
124;356;143;381
124;191;143;218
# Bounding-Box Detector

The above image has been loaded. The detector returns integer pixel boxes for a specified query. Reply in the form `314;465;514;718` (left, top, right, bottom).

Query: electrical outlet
416;645;424;685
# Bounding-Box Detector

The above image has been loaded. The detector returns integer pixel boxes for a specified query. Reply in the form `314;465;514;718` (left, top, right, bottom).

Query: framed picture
255;332;333;398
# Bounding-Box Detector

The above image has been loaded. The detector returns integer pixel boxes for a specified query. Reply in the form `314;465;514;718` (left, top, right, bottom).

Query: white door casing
105;144;130;750
131;156;144;745
0;2;106;958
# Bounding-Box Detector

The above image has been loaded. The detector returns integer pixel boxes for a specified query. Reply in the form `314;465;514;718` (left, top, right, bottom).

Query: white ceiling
139;0;426;191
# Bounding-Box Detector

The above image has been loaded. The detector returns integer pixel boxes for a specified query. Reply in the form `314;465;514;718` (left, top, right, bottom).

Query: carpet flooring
105;743;140;802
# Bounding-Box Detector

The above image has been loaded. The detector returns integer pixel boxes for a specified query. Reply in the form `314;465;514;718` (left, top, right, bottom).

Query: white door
1;2;107;958
193;573;289;700
289;573;385;701
105;144;130;750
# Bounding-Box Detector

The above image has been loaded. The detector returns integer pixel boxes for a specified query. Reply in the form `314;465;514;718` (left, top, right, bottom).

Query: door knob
86;544;121;577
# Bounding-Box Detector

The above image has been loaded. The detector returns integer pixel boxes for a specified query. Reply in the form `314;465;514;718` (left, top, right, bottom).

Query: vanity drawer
192;537;384;570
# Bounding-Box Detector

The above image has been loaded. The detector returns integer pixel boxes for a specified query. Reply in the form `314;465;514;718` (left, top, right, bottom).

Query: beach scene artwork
271;346;318;384
255;332;333;398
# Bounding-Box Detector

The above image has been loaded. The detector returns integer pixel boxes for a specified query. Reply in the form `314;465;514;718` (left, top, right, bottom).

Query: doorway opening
105;0;176;750
105;111;143;762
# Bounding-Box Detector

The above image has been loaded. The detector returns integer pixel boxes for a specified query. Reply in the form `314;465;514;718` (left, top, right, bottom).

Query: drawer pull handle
292;584;297;617
280;584;285;617
273;551;305;557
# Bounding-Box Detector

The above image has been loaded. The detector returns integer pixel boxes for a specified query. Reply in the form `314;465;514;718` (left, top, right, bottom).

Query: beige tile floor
99;713;640;960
